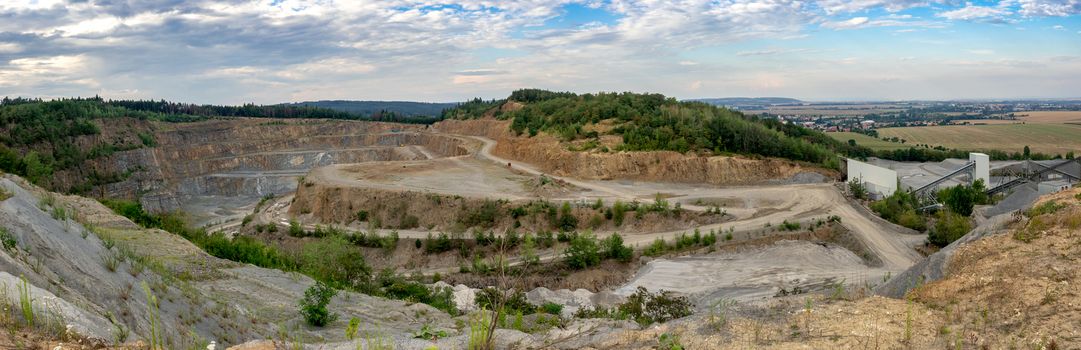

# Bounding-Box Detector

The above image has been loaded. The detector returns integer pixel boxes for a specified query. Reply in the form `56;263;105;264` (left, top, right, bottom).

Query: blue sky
0;0;1079;104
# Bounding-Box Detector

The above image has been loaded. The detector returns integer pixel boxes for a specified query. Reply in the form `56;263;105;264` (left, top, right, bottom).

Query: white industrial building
846;158;898;198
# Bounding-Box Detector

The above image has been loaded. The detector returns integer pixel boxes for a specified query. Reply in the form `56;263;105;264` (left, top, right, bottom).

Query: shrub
780;220;800;231
612;201;627;226
299;281;338;327
460;200;501;228
848;178;867;200
475;288;535;315
356;210;369;222
1027;200;1066;217
563;232;601;269
602;234;633;263
643;238;669;257
928;210;972;247
0;227;16;251
288;220;305;237
536;231;555;248
558;202;578;231
938;180;988;217
574;287;692;326
541;302;563;315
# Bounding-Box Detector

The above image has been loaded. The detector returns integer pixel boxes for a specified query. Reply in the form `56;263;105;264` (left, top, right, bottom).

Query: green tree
563;232;600;269
938;179;987;217
602;233;633;262
299;281;338;327
928;210;972;247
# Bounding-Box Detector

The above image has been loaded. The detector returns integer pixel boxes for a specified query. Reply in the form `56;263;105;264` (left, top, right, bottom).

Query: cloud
0;1;1079;102
822;17;871;29
816;0;944;14
1016;0;1081;16
736;48;813;56
937;4;1010;20
454;69;509;76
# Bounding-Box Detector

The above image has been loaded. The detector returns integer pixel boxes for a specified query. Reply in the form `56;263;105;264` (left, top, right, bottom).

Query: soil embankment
434;118;832;185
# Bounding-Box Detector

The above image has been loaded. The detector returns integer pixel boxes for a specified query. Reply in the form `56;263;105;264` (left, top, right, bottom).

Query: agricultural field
826;131;909;151
1014;111;1081;124
877;123;1081;155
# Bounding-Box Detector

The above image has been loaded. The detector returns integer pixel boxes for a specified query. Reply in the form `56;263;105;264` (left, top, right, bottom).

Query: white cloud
1016;0;1081;16
822;17;870;29
937;4;1010;20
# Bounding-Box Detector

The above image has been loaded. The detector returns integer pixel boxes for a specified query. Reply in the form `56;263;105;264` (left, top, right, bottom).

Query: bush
938;179;988;217
612;201;627;227
563;232;600;269
558;202;578;231
574;287;692;326
602;234;633;263
928;210;972;247
848;178;867;200
643;238;669;257
475;288;536;315
299;281;338;327
541;302;563;315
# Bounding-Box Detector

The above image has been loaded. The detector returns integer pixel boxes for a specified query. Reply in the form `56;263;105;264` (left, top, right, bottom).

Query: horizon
1;1;1080;104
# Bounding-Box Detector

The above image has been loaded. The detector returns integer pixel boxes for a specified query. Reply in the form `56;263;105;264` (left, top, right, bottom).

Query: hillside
292;100;457;118
443;89;869;169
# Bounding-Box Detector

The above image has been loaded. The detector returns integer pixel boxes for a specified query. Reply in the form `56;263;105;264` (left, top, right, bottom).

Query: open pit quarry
4;116;1067;349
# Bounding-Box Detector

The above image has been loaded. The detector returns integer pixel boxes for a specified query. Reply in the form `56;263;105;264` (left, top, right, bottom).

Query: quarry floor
225;131;927;305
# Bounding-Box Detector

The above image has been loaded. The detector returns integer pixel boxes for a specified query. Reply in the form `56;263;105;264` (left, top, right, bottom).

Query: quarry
1;96;1079;350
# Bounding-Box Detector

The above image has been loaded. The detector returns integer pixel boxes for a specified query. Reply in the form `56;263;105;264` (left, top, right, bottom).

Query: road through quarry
255;127;924;304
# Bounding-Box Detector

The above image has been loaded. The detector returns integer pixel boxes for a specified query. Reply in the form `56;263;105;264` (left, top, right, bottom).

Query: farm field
1014;111;1081;124
826;131;909;151
877;123;1081;155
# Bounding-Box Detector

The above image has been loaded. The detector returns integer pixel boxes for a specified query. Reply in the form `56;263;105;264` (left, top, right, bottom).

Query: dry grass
878;123;1081;155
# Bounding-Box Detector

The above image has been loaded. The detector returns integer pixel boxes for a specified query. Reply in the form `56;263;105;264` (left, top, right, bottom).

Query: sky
0;0;1080;104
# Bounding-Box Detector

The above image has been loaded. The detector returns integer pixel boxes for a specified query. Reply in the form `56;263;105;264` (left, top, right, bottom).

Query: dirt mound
435;119;832;185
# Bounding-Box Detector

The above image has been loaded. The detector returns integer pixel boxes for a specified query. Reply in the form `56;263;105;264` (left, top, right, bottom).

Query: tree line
443;89;861;169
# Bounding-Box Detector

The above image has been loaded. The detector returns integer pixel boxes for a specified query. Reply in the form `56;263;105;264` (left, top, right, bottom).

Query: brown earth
434;119;833;186
288;182;728;234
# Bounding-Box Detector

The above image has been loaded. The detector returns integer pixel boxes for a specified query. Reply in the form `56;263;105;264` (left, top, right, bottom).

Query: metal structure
986;158;1081;196
911;161;976;204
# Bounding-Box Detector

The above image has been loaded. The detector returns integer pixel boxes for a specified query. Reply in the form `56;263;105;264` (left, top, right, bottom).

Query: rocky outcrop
51;118;469;213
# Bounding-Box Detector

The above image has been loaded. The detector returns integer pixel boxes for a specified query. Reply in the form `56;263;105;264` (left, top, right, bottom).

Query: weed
0;227;16;251
468;309;492;350
413;323;449;340
360;326;393;350
18;275;33;328
346;317;360;340
142;281;163;349
658;333;684;350
708;298;737;330
102;250;121;272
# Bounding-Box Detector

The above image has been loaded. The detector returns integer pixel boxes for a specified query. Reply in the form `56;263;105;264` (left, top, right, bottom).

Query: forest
445;89;863;168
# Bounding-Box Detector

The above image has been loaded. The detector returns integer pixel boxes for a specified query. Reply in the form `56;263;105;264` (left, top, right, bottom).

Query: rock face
0;174;454;348
434;119;832;186
51;119;469;218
